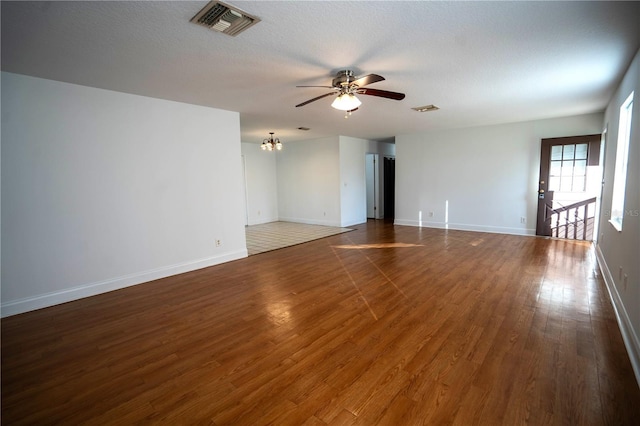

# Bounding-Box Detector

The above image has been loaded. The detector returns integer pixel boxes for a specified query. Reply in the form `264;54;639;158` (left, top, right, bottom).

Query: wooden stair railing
544;197;597;240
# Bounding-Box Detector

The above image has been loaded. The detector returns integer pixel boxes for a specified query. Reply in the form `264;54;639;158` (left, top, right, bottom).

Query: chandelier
261;132;282;151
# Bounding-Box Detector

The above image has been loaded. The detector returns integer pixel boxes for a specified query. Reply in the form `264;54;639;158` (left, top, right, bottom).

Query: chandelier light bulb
260;132;282;152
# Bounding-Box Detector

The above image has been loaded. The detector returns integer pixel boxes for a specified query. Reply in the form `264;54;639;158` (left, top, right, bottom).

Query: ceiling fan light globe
331;94;361;111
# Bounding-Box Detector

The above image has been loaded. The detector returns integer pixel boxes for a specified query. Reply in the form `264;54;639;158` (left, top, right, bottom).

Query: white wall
1;72;247;316
276;137;342;226
596;48;640;384
241;143;278;225
367;140;395;157
339;136;368;227
395;113;603;235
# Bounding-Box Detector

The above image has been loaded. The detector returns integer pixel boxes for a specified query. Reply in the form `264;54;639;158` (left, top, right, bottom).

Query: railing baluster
546;197;597;240
545;197;596;241
583;204;588;240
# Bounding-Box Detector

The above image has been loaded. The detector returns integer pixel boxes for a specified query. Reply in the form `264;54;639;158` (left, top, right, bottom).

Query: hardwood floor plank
452;384;491;426
2;221;639;425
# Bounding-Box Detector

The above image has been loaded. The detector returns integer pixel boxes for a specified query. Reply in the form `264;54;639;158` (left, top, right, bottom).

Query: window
548;143;588;192
610;92;634;231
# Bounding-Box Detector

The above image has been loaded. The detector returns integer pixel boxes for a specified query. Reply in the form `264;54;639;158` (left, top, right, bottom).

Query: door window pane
575;143;588;160
573;176;586;192
563;145;575;160
548;143;589;194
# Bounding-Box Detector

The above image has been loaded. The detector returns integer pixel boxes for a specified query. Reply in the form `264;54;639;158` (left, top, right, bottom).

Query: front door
536;134;601;239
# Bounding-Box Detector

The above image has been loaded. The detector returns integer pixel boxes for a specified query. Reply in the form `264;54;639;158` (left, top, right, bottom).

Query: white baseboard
393;219;535;236
594;244;640;387
277;216;342;227
341;219;366;228
0;249;248;318
247;217;279;226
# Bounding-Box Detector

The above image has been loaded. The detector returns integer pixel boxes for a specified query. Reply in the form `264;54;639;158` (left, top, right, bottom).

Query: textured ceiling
2;1;640;143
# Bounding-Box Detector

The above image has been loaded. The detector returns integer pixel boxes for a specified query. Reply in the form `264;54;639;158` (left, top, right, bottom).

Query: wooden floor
2;221;639;425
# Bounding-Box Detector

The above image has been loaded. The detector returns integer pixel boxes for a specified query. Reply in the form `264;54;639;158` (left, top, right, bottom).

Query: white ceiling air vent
412;105;440;112
190;1;260;37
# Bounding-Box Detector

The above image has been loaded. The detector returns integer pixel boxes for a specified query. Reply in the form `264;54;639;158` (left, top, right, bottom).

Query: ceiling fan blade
295;92;336;107
351;74;385;87
357;88;405;100
296;85;335;88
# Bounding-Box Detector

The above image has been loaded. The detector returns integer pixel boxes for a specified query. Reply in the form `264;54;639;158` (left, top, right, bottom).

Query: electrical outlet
215;239;222;247
520;217;526;224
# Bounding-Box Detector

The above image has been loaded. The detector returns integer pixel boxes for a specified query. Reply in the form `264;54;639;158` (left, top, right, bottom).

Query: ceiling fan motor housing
332;70;355;88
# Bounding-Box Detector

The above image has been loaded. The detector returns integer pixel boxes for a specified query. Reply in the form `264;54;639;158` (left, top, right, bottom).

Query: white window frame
609;91;634;231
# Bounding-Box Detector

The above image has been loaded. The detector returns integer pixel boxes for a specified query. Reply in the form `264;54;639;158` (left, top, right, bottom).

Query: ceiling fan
295;70;405;116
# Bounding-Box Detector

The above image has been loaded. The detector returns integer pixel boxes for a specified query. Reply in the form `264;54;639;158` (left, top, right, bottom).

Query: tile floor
245;221;353;255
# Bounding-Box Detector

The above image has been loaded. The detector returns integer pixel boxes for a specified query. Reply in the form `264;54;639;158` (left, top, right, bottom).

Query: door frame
536;134;601;237
365;153;379;219
383;156;395;219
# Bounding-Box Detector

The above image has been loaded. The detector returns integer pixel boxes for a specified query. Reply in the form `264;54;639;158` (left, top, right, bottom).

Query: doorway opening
383;157;395;219
365;153;379;219
365;154;396;221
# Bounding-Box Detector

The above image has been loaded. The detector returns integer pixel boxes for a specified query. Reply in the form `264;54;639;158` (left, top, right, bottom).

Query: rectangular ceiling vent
412;104;440;112
191;1;260;37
